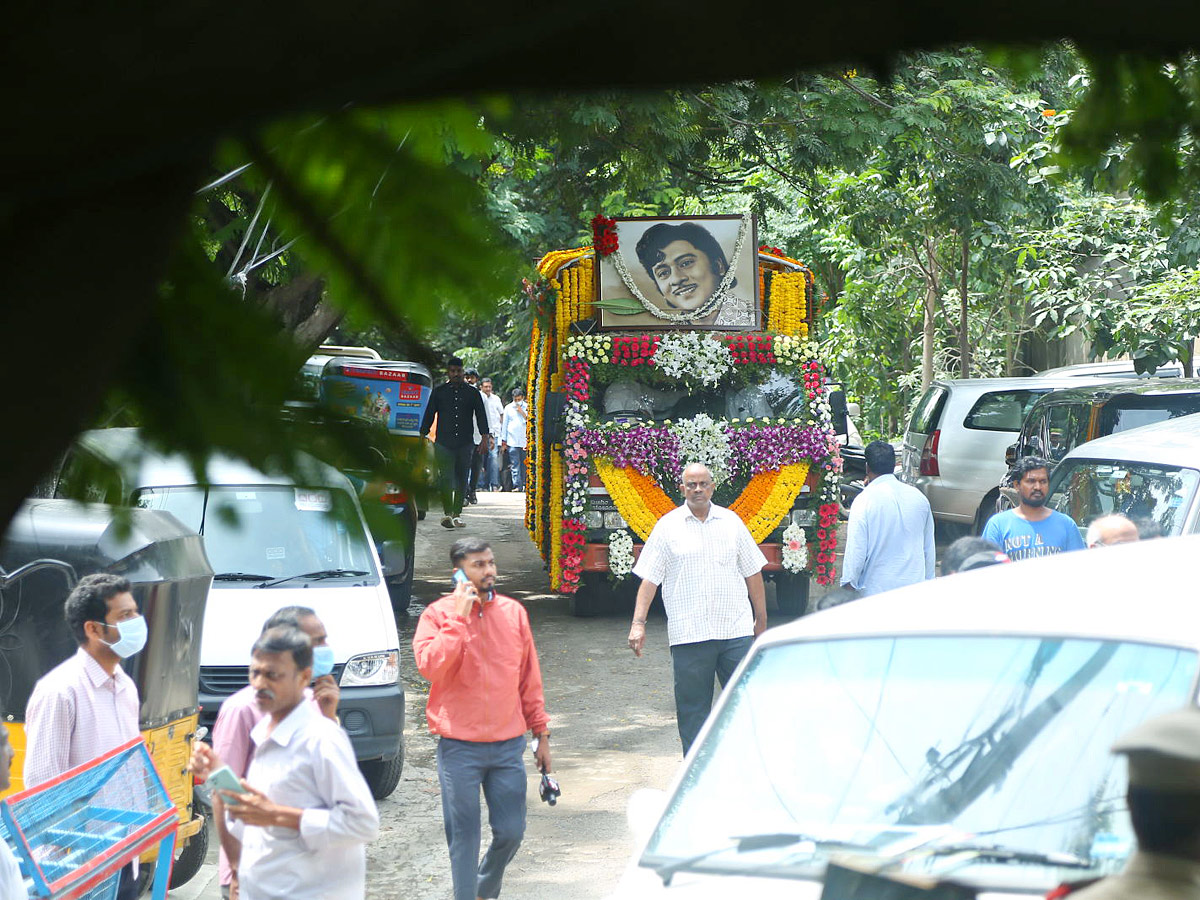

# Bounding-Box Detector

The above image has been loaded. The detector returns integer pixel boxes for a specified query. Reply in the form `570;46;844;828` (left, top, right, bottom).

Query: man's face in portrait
651;239;726;312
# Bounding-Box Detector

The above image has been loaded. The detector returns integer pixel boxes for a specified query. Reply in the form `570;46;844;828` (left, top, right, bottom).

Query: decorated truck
523;212;842;616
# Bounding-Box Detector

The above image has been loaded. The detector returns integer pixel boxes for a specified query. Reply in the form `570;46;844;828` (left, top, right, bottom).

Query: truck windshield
642;635;1195;889
597;370;807;423
135;485;378;583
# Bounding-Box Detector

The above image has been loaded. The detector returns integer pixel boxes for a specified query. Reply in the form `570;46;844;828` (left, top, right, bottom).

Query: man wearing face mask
211;606;340;900
25;573;147;899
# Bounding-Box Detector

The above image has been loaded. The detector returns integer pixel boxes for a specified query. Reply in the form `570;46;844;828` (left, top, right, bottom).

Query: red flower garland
591;215;618;257
610;334;661;365
722;333;776;365
560;518;587;592
565;357;589;402
815;502;839;585
759;244;786;257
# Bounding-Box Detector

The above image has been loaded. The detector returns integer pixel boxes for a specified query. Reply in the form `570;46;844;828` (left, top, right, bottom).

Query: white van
58;428;405;798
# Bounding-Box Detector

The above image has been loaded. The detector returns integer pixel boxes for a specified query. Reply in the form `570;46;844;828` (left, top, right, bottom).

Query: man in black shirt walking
421;356;491;528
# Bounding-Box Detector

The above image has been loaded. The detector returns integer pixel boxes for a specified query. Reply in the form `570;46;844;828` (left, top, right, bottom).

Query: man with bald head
628;462;768;754
1087;513;1141;548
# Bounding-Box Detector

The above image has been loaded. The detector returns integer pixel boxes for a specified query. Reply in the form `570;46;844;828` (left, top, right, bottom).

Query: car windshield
1048;460;1200;537
135;485;378;583
642;635;1196;889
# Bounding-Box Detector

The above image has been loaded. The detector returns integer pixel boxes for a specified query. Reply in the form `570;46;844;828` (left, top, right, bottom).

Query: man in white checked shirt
627;462;768;754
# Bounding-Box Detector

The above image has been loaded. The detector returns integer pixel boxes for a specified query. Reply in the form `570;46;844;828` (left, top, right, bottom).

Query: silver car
900;376;1115;532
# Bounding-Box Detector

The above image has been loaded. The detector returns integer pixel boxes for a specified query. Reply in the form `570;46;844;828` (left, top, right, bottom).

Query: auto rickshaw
0;499;214;889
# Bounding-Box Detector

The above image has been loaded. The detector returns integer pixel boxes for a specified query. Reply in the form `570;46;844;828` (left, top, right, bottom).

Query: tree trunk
959;232;970;378
921;239;939;393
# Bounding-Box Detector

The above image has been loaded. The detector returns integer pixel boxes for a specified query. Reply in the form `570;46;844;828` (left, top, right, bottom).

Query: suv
995;379;1200;511
900;376;1114;533
1035;360;1185;379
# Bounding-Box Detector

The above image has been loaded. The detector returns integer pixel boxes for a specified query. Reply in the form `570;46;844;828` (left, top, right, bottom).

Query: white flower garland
781;523;809;573
610;214;751;323
652;332;733;387
608;530;634;579
669;413;732;484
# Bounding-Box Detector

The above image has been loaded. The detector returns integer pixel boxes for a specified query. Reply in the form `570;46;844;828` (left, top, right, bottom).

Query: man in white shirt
479;377;505;491
626;463;768;754
841;440;935;596
191;625;379;900
500;389;529;492
25;572;145;900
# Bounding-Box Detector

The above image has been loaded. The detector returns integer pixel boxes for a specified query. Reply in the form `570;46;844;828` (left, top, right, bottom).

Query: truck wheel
569;575;614;617
775;571;810;617
360;740;404;800
169;813;210;888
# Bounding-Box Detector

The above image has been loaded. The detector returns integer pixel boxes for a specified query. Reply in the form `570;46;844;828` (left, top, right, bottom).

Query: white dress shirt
840;473;935;596
501;402;528;448
24;647;140;787
633;503;767;646
232;700;379;900
482;392;504;435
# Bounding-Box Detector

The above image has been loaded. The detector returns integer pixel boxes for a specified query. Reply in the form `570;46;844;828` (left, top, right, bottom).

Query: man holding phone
413;537;551;900
210;606;341;899
191;625;378;900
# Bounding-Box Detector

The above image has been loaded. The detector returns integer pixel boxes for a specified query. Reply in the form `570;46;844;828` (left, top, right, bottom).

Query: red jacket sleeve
412;601;470;683
517;606;550;734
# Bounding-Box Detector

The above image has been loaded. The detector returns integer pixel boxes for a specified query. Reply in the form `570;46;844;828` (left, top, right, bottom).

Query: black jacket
420;381;489;449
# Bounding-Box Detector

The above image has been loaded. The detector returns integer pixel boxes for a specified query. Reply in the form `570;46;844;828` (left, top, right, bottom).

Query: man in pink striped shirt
25;572;146;900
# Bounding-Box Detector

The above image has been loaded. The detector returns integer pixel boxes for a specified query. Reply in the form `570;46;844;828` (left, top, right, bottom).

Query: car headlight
584;510;604;529
603;511;627;530
340;651;400;686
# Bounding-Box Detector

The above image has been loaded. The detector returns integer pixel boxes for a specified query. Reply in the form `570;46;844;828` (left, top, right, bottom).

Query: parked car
610;535;1200;898
1035;359;1185;379
900;376;1114;533
51;428;406;799
994;379;1200;513
1045;412;1200;539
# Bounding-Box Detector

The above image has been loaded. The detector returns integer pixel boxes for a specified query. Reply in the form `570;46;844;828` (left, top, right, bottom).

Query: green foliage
1094;268;1200;374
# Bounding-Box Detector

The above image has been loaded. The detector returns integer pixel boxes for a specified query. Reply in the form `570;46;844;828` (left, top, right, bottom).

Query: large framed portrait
595;214;759;330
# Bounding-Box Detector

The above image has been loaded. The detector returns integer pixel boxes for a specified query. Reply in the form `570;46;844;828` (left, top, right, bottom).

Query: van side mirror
828;390;849;438
1005;443;1017;467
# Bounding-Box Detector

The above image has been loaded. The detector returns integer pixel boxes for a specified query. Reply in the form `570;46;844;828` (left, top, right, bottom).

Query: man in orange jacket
413;537;551;900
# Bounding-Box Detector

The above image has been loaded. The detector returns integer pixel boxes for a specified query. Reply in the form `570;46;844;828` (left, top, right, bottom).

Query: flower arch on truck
524;234;841;597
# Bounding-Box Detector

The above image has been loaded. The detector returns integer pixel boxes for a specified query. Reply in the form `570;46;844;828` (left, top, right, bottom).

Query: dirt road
178;491;825;899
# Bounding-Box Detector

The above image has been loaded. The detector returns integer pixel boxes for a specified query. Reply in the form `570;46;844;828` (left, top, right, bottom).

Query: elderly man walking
191;625;379;900
627;462;768;755
841;440;935;595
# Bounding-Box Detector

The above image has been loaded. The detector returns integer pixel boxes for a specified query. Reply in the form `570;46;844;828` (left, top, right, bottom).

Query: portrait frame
594;214;759;331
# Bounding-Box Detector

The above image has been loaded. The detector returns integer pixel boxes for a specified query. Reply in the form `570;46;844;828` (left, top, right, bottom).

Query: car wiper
653;832;867;886
255;569;370;589
212;572;273;581
903;842;1092;871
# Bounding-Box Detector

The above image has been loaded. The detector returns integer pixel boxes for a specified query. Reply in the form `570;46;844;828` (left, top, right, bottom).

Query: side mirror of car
1004;443;1017;467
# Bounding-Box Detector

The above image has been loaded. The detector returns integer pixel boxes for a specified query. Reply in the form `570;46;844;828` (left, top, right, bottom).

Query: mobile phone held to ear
206;765;243;797
453;568;469;587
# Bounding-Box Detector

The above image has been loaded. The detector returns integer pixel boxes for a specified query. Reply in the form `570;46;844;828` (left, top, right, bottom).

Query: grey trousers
670;636;754;755
437;735;528;900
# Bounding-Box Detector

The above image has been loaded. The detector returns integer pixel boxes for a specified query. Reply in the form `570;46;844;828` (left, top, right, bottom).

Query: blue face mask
100;615;148;659
312;645;336;679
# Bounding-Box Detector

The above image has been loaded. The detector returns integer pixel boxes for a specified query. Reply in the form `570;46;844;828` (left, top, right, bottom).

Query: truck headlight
340;651;400;686
584;511;604;529
791;509;816;527
603;512;627;530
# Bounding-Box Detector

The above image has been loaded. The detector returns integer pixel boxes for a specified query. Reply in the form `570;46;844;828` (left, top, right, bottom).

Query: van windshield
135;486;378;583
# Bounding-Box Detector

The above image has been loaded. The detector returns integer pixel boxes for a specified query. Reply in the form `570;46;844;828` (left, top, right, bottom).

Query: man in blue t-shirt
983;456;1085;561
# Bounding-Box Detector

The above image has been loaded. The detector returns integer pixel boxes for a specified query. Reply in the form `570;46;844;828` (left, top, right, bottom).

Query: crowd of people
420;358;528;530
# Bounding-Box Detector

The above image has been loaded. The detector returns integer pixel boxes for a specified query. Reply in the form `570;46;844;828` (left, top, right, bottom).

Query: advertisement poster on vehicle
322;364;432;435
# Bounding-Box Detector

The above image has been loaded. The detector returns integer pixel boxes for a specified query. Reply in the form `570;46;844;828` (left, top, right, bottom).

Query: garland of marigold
549;452;565;588
524;319;540;539
593;457;675;540
728;462;810;542
767;271;809;338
